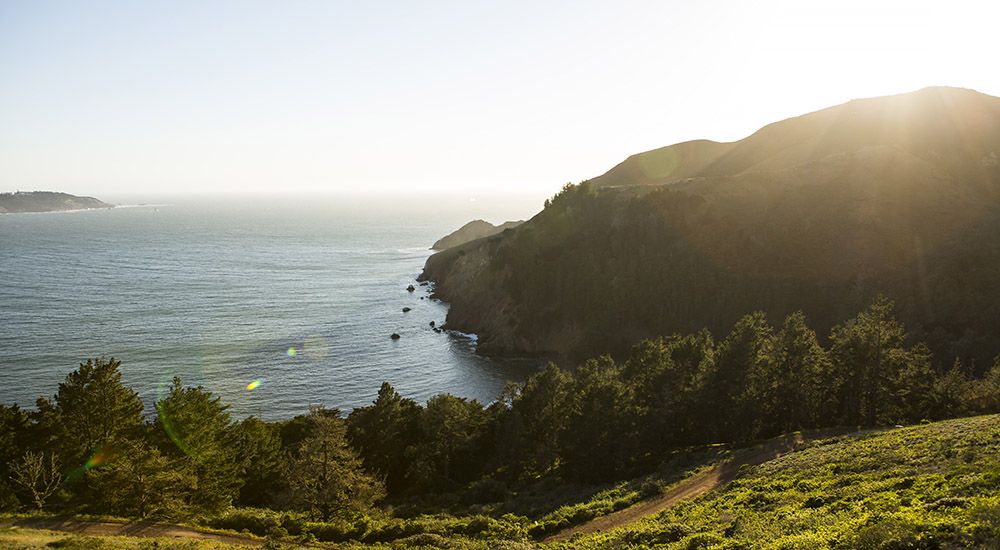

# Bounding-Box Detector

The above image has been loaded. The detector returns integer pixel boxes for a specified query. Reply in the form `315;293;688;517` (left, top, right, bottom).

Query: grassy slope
0;526;253;549
7;416;998;549
551;415;1000;549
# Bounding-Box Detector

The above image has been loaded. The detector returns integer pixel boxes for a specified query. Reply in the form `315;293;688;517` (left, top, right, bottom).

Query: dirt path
543;428;859;544
2;517;265;547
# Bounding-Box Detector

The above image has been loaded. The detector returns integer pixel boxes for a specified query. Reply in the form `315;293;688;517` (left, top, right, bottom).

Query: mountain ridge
422;86;1000;365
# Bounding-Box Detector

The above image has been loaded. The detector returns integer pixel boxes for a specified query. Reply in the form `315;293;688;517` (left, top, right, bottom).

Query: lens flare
246;378;263;391
66;444;119;483
86;448;108;469
286;346;297;357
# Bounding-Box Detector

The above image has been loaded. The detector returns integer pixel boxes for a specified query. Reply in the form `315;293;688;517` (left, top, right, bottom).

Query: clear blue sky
1;0;997;196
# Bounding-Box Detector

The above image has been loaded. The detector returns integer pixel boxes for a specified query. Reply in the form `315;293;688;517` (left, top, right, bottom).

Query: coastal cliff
420;87;1000;365
0;191;113;213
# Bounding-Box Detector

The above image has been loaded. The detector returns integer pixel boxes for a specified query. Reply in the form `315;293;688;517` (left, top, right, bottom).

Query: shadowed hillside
422;87;1000;365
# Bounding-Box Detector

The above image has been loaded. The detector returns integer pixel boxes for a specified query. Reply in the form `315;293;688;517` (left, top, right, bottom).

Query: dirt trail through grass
2;517;264;546
543;428;861;544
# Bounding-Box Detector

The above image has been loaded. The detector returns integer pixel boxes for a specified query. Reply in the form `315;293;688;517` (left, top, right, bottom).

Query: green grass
523;446;730;538
0;526;252;549
8;415;998;549
551;414;1000;549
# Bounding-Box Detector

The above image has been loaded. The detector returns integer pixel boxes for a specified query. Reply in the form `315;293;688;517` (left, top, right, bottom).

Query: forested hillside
1;300;998;547
422;87;1000;367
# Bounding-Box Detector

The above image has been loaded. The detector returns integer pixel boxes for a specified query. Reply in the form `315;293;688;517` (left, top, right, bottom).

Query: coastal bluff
0;191;114;213
431;219;523;250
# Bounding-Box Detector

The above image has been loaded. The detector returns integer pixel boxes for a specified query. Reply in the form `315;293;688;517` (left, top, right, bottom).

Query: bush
624;523;692;545
394;533;452;548
206;508;284;537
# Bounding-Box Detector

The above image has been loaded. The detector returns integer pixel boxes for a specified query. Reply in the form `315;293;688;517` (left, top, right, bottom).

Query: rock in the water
429;321;436;327
433;328;442;333
402;307;412;313
406;285;416;292
390;333;401;340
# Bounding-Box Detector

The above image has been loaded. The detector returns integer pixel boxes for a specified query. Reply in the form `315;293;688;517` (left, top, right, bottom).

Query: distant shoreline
0;205;116;215
0;191;115;214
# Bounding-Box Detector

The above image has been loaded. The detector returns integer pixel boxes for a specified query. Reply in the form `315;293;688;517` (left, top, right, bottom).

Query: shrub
206;508;283;536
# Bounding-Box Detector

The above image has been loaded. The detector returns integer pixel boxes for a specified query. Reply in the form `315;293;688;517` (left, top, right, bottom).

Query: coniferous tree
346;382;422;494
706;313;774;442
498;363;573;479
234;416;286;507
88;439;191;518
154;378;244;516
624;332;714;451
34;358;144;470
881;343;936;423
830;296;907;426
286;407;384;520
562;356;640;482
766;311;836;434
929;359;973;420
0;405;30;510
406;394;492;491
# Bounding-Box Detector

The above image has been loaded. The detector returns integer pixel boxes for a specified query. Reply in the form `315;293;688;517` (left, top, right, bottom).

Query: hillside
432;219;524;250
0;191;113;213
421;87;1000;365
555;414;1000;549
8;416;998;548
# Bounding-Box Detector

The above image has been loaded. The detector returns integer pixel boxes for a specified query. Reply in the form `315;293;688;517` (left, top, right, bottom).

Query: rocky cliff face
420;87;1000;365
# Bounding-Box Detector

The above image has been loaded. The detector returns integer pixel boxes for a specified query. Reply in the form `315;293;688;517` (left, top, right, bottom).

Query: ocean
0;195;544;419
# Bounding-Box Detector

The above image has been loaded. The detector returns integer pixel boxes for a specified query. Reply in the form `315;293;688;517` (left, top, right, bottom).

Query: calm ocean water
0;195;543;419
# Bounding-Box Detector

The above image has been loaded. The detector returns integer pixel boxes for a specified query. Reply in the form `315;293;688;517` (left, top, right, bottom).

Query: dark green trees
347;385;494;495
765;312;836;434
830;296;907;426
561;357;639;482
286;407;384;520
347;382;421;493
0;405;30;510
828;297;944;426
28;358;144;510
88;440;188;518
705;313;773;443
2;295;998;520
34;358;144;471
234;416;286;508
407;394;493;491
154;378;244;516
495;363;573;479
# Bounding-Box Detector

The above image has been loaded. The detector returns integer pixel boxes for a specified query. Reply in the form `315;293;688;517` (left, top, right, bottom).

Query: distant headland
0;191;114;213
431;219;524;250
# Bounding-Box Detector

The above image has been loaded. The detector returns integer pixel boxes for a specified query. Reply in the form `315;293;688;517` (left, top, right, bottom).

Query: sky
1;0;998;197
